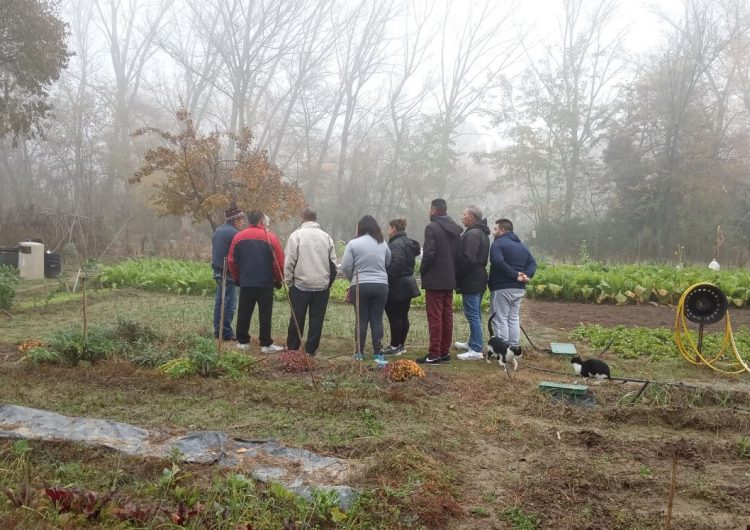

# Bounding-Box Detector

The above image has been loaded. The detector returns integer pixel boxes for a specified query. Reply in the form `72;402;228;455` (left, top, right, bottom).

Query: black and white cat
571;356;611;380
486;314;523;375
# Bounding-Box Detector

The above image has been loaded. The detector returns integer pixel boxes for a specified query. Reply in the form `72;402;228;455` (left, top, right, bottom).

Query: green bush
0;265;20;310
158;335;255;379
47;327;115;365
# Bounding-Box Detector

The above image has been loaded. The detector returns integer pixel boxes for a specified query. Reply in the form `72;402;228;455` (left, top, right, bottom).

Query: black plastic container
0;246;19;269
44;251;62;278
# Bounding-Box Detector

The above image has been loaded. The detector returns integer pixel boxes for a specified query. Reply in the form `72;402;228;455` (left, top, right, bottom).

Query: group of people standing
211;198;536;363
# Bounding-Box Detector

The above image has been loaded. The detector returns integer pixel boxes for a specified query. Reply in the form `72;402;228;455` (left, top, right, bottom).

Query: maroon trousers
425;289;454;358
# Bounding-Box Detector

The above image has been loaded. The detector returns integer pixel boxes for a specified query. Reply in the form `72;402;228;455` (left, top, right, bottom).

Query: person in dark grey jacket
384;218;421;355
417;198;463;365
454;205;490;360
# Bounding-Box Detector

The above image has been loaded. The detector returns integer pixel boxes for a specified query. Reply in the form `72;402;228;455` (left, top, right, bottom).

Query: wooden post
665;454;677;530
354;271;361;358
218;258;227;354
81;274;88;348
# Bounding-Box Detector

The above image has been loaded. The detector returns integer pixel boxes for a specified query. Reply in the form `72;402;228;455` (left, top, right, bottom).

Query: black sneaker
441;354;451;362
416;354;445;365
383;345;403;355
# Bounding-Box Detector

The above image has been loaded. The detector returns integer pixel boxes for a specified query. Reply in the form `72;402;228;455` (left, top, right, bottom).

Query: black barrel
0;247;19;269
44;251;62;278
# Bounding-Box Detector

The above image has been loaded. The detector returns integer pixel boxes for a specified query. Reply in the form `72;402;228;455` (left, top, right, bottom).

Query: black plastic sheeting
0;404;357;509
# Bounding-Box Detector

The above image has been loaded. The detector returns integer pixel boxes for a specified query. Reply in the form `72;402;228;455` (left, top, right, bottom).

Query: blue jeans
462;292;484;352
213;278;237;339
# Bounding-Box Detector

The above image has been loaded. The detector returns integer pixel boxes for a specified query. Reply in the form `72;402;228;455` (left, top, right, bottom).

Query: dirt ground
523;299;750;331
1;293;750;529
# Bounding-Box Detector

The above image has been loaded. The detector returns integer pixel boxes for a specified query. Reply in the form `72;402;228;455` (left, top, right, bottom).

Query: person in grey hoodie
416;198;463;365
340;215;392;360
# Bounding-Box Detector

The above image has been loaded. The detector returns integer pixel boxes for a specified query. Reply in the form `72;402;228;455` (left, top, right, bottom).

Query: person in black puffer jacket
455;205;490;360
384;218;421;355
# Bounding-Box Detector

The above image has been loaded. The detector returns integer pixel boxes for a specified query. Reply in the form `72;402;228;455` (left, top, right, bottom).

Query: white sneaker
453;341;469;350
236;343;250;351
457;350;483;360
261;344;285;354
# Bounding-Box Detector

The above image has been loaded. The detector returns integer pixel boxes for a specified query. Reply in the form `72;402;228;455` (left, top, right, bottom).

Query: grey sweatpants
490;288;526;345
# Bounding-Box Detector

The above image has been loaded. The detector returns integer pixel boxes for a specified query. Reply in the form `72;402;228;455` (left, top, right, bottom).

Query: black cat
486;314;523;374
571;356;611;380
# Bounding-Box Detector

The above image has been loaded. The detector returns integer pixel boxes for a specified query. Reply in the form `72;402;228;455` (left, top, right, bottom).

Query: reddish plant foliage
278;350;316;373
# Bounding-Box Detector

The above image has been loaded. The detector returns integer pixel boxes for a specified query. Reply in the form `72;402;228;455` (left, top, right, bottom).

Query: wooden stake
81;275;88;348
665;453;677;530
218;258;227;354
354;271;361;357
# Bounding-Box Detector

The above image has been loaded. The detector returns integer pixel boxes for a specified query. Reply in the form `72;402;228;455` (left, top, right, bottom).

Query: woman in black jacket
384;218;421;355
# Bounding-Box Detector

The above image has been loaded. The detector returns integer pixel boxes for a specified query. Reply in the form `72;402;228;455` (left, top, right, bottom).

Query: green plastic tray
538;381;589;395
550;342;577;355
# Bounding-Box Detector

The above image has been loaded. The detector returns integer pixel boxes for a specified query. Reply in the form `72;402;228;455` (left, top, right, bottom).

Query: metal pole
696;324;705;363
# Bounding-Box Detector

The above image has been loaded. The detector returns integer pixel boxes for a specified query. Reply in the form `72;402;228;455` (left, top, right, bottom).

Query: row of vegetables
97;258;750;307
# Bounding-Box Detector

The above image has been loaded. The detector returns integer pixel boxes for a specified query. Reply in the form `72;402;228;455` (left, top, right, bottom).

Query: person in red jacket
228;210;286;353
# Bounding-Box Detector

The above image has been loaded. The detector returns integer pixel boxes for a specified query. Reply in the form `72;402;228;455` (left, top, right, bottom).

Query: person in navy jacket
211;207;246;340
228;210;286;353
488;219;536;347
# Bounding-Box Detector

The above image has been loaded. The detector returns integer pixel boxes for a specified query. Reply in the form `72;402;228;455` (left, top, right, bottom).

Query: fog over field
2;0;749;265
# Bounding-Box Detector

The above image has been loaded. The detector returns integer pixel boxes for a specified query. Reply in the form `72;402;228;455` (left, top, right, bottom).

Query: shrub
0;265;20;310
22;346;62;364
47;327;115;365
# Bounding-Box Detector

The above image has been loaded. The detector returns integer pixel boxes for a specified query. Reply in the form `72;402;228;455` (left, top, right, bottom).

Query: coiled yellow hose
675;283;750;374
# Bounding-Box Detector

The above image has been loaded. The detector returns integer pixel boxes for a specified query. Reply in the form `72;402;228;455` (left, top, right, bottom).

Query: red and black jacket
228;224;284;288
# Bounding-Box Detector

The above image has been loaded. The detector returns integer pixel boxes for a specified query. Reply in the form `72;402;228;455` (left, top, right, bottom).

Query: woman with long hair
340;215;391;360
384;218;421;355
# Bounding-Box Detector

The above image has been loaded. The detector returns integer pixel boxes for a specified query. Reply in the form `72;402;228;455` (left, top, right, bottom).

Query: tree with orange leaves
131;108;305;230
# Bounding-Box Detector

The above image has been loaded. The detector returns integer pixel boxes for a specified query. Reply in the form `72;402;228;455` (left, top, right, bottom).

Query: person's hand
517;272;530;283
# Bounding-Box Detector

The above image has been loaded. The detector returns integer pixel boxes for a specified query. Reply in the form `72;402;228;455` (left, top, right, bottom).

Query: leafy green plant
501;506;539;530
527;262;750;306
571;323;750;361
469;506;490;517
158;358;198;378
737;436;750;459
21;346;62;364
47;327;114;365
0;264;20;310
98;258;214;295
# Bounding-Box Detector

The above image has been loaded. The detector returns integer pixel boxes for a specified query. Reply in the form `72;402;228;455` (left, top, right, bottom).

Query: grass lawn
1;286;749;529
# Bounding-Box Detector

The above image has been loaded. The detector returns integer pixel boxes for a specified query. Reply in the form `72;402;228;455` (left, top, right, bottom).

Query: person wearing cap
211;206;246;341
